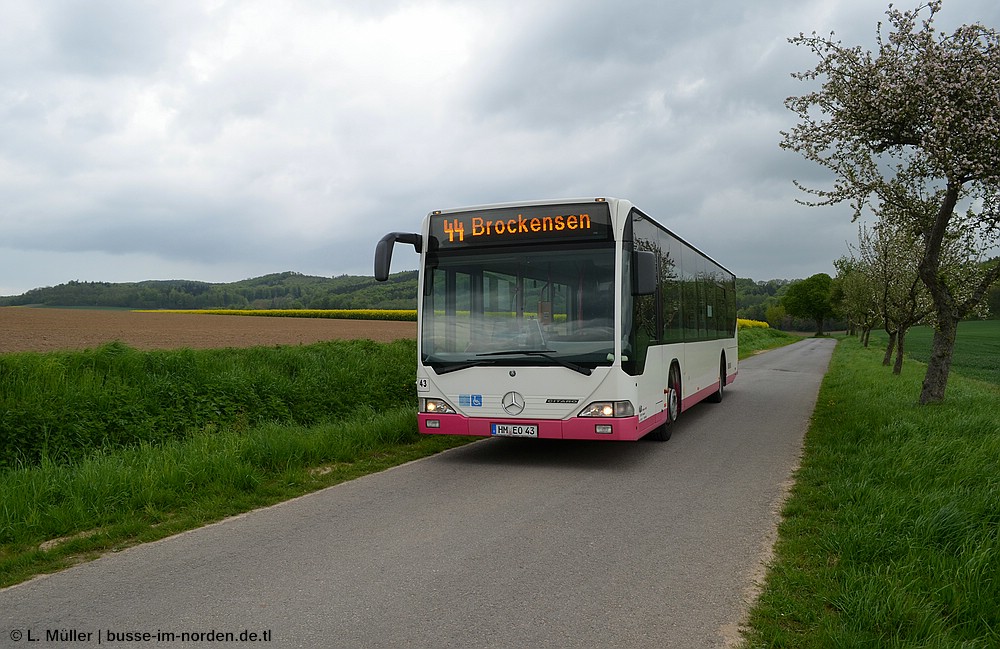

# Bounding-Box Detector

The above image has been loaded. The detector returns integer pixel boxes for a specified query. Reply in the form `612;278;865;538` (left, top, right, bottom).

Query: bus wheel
666;363;681;423
648;364;680;442
708;356;725;403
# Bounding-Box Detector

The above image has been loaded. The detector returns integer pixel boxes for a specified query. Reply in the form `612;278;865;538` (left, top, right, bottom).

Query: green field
0;339;423;469
742;325;1000;647
867;320;1000;385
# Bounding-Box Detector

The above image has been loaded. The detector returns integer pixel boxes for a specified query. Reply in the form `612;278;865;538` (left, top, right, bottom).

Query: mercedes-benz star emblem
501;391;525;416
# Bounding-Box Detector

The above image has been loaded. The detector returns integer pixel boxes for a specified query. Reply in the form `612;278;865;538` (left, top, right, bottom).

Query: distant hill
3;271;782;314
8;261;995;320
0;271;419;310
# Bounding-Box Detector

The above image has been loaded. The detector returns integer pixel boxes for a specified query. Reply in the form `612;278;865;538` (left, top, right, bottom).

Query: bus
374;197;737;441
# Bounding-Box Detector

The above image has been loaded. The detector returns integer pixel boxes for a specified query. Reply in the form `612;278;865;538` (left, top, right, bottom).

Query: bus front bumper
418;413;652;442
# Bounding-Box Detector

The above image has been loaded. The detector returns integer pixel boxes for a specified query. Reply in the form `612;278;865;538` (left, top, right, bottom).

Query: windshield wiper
430;359;497;375
475;350;593;376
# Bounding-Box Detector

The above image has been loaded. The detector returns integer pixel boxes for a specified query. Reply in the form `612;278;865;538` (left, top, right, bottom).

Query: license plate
491;423;538;438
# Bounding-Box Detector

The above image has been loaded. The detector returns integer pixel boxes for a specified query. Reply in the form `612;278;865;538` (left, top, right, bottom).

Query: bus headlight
422;398;457;414
578;401;635;417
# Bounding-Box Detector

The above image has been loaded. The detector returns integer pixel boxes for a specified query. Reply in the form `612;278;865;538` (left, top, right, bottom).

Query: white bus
375;197;737;441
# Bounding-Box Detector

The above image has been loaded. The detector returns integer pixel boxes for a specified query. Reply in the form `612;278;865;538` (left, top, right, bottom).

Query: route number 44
442;219;465;243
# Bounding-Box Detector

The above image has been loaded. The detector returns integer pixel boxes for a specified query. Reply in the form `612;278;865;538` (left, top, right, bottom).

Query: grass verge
0;407;473;589
738;326;801;359
740;337;1000;648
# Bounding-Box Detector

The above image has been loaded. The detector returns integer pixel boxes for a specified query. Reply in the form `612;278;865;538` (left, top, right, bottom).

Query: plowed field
0;308;416;353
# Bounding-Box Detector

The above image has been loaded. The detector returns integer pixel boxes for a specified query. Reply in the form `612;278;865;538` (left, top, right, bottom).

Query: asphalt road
1;338;835;649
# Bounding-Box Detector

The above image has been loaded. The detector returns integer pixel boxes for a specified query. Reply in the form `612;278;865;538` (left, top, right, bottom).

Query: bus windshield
421;244;617;373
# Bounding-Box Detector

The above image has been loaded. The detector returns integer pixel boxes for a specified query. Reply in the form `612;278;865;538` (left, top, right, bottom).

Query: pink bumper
418;413;661;441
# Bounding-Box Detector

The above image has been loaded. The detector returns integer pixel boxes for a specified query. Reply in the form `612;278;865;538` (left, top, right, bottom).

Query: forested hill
5;272;791;314
0;271;419;310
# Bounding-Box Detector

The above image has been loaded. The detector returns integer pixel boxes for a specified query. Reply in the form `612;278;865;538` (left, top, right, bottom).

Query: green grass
0;408;471;588
738;326;802;359
868;320;1000;385
741;337;1000;648
0;339;418;469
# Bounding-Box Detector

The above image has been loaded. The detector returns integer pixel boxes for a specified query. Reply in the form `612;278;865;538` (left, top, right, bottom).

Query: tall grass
0;407;414;547
0;339;417;468
742;338;1000;648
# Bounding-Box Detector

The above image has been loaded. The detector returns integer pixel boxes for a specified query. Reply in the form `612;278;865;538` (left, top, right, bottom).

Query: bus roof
429;197;617;215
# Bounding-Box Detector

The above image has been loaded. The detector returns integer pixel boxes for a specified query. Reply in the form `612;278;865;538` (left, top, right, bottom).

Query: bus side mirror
633;250;657;296
374;232;422;281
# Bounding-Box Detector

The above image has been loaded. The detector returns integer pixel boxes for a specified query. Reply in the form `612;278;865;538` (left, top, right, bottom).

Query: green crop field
868;320;1000;386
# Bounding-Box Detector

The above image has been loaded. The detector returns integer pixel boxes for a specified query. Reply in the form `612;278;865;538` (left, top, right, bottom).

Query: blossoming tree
782;0;1000;403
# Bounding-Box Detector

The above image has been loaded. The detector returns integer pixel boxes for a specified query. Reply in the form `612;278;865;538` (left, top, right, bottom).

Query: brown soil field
0;308;416;353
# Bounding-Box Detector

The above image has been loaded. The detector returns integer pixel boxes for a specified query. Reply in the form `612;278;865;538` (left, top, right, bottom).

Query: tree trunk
816;317;824;336
920;317;958;404
883;330;897;366
862;327;871;348
893;329;905;375
916;183;961;404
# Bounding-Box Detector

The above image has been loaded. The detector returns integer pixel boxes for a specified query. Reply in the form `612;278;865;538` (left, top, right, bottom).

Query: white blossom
784;1;1000;403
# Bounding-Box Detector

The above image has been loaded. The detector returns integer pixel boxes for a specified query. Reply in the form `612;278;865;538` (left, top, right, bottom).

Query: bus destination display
429;202;612;248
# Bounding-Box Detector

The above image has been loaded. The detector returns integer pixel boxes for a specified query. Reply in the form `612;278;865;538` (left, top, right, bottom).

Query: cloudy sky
2;0;998;296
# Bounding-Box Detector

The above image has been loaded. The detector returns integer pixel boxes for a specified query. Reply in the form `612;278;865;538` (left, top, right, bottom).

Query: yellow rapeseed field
737;318;769;329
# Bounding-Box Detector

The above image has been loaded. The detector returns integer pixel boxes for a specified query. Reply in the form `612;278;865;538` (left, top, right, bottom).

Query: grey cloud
41;0;197;77
3;0;1000;296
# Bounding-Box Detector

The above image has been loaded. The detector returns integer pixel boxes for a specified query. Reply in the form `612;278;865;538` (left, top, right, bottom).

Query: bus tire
707;355;726;403
647;418;672;442
647;363;680;441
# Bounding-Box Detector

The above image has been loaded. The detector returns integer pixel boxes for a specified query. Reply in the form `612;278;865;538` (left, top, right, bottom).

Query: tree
765;303;789;329
855;220;931;373
782;1;1000;403
988;258;1000;317
783;273;836;335
833;255;879;348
